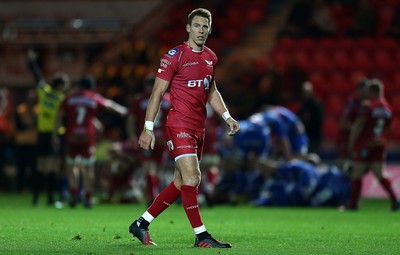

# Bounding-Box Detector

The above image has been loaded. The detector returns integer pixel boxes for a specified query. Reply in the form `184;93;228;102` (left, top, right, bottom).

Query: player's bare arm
207;80;240;136
27;49;46;87
139;77;170;150
104;99;128;116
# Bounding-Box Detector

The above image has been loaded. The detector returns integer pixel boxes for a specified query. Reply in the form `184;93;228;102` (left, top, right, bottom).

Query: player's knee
182;171;201;187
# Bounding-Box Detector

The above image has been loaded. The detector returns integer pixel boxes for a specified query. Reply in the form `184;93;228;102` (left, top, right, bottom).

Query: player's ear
186;24;190;33
208;27;212;34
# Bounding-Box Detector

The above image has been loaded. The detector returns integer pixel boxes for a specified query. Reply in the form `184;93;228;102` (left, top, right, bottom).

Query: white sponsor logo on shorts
177;145;194;149
176;132;191;138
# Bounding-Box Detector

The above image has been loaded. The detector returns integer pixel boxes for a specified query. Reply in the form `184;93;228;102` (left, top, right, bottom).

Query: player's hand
138;129;156;150
226;117;240;136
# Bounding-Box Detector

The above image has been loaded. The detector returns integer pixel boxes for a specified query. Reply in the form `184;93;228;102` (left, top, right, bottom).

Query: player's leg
371;161;399;211
348;161;368;210
32;156;45;206
33;132;56;205
176;155;232;248
34;133;58;206
81;157;95;208
66;156;80;207
44;155;61;205
129;168;182;245
176;155;203;229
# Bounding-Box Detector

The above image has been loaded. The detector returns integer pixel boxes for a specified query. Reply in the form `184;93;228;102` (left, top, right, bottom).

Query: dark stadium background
1;0;399;196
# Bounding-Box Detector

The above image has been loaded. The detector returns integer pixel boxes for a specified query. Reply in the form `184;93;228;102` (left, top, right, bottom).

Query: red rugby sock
379;178;397;203
147;182;181;218
181;185;203;228
349;179;362;209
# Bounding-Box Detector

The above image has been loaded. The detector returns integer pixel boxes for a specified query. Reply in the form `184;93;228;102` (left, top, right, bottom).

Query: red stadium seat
349;70;367;83
336;37;356;52
328;72;353;95
323;116;340;142
377;37;398;55
271;49;290;71
332;49;352;72
276;37;296;52
293;49;311;70
388;94;400;116
307;71;328;99
389;117;400;141
222;28;242;45
206;38;223;55
373;49;395;74
318;38;336;53
311;50;333;72
325;93;346;118
377;7;396;36
357;37;377;53
297;38;316;53
391;71;400;88
352;49;373;73
245;4;266;24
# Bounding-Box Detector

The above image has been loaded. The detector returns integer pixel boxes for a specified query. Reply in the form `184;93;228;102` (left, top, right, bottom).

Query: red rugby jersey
60;90;107;142
156;43;218;131
355;97;392;147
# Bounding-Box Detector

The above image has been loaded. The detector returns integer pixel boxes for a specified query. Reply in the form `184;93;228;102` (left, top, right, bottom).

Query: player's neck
185;40;204;52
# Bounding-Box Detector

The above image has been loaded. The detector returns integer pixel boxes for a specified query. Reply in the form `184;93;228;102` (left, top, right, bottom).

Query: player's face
186;16;210;50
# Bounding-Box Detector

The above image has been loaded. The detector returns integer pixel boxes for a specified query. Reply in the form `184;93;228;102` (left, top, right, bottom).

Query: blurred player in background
249;105;308;160
255;155;351;208
297;81;324;154
52;75;127;208
233;119;271;159
348;79;398;211
14;89;37;193
337;79;368;173
126;73;171;206
129;8;240;248
255;157;320;207
310;163;351;208
199;104;223;206
28;49;70;206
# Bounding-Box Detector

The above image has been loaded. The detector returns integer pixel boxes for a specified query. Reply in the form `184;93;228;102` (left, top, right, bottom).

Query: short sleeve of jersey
156;47;180;82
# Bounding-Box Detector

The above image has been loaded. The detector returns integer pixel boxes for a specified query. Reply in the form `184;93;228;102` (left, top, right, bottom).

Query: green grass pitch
0;194;399;255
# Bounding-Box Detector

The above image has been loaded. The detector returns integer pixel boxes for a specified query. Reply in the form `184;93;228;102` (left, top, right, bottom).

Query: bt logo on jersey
187;75;211;90
187;80;204;87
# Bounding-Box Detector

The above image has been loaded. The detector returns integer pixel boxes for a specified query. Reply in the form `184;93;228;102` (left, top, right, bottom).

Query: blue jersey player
250;106;308;160
232;120;271;158
255;159;320;206
310;165;351;207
